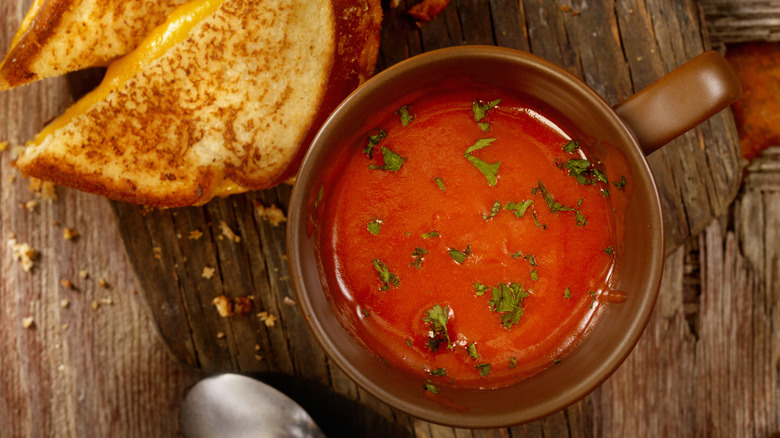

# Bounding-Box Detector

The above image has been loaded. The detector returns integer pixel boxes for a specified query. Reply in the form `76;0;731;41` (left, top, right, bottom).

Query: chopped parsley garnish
314;185;324;209
483;200;501;220
434;177;446;191
410;247;428;269
530;270;538;281
367;219;382;235
602;188;610;197
474;282;488;296
467;343;479;360
363;128;387;159
562;140;580;153
422;230;440;239
361;309;370;317
524;254;538;266
472;99;501;122
604;247;614;255
464;138;500;186
488;282;530;329
429;368;447;376
372;259;399;291
423;304;452;352
478;122;491;132
564;287;572;299
396;105;415;126
448;244;472;264
531;209;547;229
406;339;412;347
563;158;609;186
613;176;627;190
509;357;517;369
505;200;533;218
535;181;587;227
423;380;439;393
369;146;407;172
510;250;524;259
589;291;597;309
475;363;491;377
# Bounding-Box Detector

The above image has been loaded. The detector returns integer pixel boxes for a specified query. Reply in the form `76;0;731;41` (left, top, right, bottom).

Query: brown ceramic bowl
287;46;741;428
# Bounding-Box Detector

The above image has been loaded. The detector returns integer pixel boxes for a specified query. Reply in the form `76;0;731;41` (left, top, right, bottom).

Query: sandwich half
0;0;190;90
14;0;383;207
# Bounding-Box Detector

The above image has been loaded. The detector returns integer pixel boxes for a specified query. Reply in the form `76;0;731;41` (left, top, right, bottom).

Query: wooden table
1;0;778;436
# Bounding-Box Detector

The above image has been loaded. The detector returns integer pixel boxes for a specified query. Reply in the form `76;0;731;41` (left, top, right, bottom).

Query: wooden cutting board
108;0;742;428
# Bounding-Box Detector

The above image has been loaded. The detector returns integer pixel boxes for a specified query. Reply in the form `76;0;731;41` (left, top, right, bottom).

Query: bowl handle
613;50;742;155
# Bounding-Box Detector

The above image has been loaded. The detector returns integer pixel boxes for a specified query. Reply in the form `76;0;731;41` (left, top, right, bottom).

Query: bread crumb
212;296;231;317
91;300;99;310
216;332;225;339
560;5;571;12
22;316;34;328
131;289;138;295
257;311;277;327
254;354;263;362
233;297;253;316
22;200;38;212
201;267;216;279
9;239;38;272
219;221;241;243
61;299;70;309
61;323;69;331
63;228;78;241
28;177;58;201
98;277;108;288
255;202;287;227
188;229;204;240
254;344;261;351
100;298;112;305
0;140;7;151
283;296;297;307
60;279;73;290
79;270;89;279
153;247;162;259
408;0;451;23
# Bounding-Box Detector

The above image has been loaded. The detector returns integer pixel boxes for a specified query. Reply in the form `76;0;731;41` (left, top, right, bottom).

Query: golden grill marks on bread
0;0;190;90
15;0;382;207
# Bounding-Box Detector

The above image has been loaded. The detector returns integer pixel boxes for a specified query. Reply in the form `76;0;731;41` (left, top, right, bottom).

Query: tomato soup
314;79;630;390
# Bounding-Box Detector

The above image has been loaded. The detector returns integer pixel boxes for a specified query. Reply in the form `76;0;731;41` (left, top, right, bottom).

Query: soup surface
315;79;630;390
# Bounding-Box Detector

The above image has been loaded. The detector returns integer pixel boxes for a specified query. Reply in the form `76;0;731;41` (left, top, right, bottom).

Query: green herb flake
464;138;500;186
367;219;382;235
434;177;446;192
449;244;472;264
478;122;491;132
465;137;497;154
564;287;572;300
369;146;407;172
361;309;370;317
475;363;491;377
429;368;447;376
467;343;479;360
535;181;587;227
554;359;561;365
604;247;614;256
314;185;324;209
483;200;502;220
372;259;400;291
602;188;610;197
509;357;517;369
363;128;387;159
474;282;488;296
505;200;533;218
396;105;415;126
488;282;530;329
613;176;627;190
423;304;452;351
531;209;547;230
562;140;580;153
422;230;440;239
410;247;429;269
589;291;597;309
530;270;539;281
472;99;501;122
406;339;413;347
524;254;538;267
423;380;439;394
510;250;524;259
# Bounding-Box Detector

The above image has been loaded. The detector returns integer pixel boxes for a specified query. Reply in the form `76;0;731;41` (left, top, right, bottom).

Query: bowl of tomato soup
288;46;741;427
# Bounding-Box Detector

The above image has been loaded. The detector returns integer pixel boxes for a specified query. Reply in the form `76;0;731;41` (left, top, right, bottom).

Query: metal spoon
181;374;326;438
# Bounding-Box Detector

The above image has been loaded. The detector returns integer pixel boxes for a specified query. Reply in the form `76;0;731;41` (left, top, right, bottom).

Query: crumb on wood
60;299;70;309
212;296;231;317
257;311;277;328
22;199;38;212
283;296;297;307
254;202;287;227
233;297;253;316
9;238;38;272
60;279;73;290
408;0;451;25
63;228;78;241
254;354;263;362
0;140;7;151
28;177;58;201
212;295;252;318
188;229;203;240
22;316;34;328
100;297;112;305
91;300;99;310
254;344;261;351
216;332;225;339
153;247;162;259
79;270;88;279
219;221;241;243
61;323;69;331
202;266;216;279
98;277;108;288
560;5;571;12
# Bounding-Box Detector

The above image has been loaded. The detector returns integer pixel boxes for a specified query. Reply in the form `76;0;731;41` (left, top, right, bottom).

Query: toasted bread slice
15;0;382;207
0;0;190;90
